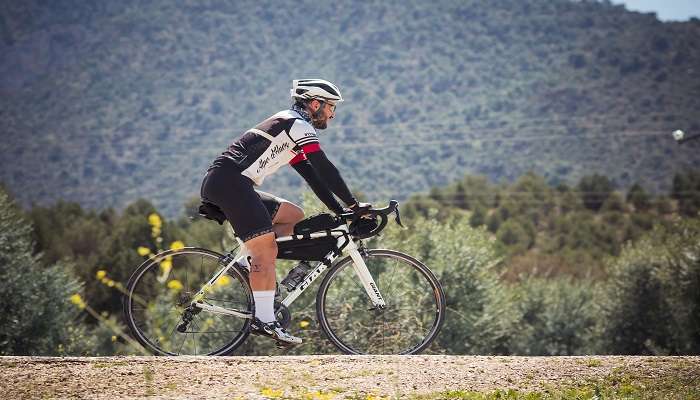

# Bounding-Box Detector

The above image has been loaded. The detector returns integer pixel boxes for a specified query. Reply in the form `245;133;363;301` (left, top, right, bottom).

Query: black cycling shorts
200;160;283;242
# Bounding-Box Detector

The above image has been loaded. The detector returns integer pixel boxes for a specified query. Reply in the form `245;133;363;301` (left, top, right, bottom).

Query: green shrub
577;174;614;212
598;219;700;354
509;277;597;355
377;209;516;354
0;187;83;355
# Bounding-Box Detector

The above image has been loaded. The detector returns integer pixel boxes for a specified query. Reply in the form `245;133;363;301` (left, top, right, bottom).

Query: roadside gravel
1;355;698;399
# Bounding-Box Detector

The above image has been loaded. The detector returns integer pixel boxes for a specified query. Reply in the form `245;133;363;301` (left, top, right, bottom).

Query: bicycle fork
345;240;386;309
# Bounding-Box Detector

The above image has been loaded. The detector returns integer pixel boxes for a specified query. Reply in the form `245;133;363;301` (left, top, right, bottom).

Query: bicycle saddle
198;201;226;225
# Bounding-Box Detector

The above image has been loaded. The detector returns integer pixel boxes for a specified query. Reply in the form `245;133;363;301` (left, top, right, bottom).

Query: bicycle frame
189;223;386;318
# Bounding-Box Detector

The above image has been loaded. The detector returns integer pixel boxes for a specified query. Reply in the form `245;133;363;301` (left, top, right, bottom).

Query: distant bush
598;219;700;355
627;183;651;211
672;171;700;217
577;174;614;212
377;210;515;354
0;187;83;355
509;277;597;355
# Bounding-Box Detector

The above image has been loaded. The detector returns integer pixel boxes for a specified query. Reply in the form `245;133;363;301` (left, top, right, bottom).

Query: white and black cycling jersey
211;109;319;186
208;105;357;215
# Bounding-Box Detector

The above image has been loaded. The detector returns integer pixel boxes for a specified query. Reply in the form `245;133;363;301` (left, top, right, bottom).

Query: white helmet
291;79;343;103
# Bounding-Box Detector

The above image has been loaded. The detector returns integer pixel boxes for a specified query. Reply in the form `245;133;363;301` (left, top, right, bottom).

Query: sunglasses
323;101;336;112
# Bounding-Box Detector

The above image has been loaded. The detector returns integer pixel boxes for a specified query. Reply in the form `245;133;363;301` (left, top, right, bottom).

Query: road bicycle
123;200;446;355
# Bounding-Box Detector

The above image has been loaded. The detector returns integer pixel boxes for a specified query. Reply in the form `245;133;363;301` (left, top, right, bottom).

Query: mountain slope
1;0;699;216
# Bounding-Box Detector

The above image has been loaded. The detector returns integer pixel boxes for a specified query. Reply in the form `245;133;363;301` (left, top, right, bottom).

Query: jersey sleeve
287;119;319;148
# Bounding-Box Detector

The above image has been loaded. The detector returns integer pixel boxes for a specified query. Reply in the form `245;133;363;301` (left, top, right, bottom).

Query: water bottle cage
281;262;312;291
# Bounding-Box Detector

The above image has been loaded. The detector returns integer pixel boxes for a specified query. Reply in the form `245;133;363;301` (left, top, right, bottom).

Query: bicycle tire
124;247;253;356
316;249;446;355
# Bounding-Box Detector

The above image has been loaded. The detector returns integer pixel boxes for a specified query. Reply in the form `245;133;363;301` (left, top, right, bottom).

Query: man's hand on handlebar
348;202;373;218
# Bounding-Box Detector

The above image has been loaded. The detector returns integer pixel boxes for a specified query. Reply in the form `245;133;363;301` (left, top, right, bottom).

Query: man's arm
290;156;345;215
301;144;358;207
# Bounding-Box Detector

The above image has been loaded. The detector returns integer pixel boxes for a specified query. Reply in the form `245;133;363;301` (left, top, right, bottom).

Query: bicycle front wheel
124;247;253;356
316;249;446;354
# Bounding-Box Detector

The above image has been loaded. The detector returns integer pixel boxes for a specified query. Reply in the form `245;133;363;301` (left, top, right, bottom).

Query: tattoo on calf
251;263;263;272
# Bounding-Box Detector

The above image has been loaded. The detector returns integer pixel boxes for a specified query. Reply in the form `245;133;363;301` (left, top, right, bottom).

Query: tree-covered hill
1;0;699;216
404;169;700;279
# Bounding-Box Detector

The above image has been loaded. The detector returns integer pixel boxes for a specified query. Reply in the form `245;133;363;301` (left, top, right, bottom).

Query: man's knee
288;202;305;223
276;202;305;224
245;232;278;263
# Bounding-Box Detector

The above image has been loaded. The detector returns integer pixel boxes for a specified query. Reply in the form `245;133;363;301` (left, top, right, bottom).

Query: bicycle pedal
275;341;296;350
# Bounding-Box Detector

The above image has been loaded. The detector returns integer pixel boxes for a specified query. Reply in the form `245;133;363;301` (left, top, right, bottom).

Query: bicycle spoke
191;318;200;356
125;248;252;356
185;254;190;293
176;327;188;355
319;250;444;355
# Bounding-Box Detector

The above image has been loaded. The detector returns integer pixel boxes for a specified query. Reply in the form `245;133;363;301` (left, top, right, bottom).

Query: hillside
1;0;699;216
2;356;699;399
402;170;700;279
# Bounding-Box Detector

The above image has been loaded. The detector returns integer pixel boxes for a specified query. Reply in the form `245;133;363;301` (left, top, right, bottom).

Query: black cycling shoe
249;317;302;346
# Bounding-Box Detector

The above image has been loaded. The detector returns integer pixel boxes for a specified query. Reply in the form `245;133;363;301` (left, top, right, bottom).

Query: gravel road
2;355;699;399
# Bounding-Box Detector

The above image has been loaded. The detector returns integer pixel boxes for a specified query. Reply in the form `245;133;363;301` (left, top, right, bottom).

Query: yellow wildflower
305;391;336;400
137;246;151;256
69;294;86;309
96;270;107;280
106;279;115;288
215;275;231;287
299;320;310;329
111;335;117;342
167;280;183;291
260;388;283;398
160;258;172;272
170;240;185;250
148;213;162;228
203;318;215;329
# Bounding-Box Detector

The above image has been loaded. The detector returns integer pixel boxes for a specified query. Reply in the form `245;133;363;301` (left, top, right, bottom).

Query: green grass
0;361;20;368
584;358;602;367
143;365;155;396
409;362;700;400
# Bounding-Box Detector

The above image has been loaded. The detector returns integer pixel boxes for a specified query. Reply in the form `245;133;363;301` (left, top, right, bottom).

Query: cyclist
200;79;369;346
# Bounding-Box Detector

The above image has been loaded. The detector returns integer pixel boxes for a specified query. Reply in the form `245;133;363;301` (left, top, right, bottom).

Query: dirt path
1;355;699;399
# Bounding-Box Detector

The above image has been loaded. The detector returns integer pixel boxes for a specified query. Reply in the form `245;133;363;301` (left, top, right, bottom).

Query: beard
311;118;327;129
311;107;328;129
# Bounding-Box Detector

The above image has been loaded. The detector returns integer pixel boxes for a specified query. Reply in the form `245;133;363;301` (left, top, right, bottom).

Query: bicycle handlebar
338;200;404;239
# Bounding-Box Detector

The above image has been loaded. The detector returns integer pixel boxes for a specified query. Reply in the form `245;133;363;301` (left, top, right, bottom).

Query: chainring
274;301;291;329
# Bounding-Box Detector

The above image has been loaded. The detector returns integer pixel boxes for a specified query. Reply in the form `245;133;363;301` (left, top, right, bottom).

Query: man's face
310;100;336;130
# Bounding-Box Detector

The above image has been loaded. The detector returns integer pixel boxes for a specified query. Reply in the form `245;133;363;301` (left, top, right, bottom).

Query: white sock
253;290;276;323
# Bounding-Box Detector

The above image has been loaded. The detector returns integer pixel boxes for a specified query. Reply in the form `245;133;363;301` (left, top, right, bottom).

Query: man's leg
271;202;305;237
201;172;300;344
243;232;278;323
244;231;302;345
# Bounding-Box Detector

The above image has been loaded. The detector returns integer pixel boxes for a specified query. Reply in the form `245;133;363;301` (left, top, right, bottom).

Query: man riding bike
200;79;369;346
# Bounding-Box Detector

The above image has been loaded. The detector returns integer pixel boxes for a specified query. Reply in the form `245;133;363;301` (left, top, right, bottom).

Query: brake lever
394;207;404;228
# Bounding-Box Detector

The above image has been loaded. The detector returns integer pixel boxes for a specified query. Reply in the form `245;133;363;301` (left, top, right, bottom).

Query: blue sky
615;0;699;21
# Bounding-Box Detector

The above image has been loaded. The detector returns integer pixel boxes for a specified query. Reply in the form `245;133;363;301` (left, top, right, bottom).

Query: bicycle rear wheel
316;249;446;354
124;247;253;355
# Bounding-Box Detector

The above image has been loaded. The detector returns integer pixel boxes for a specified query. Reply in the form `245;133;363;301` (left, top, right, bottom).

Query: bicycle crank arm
192;302;252;319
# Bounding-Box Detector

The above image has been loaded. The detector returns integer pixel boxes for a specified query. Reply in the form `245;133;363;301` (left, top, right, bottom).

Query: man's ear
309;99;320;112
